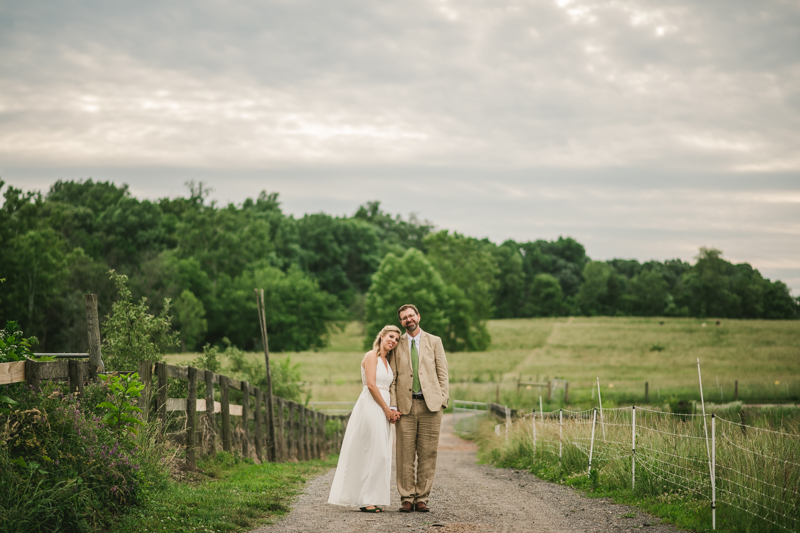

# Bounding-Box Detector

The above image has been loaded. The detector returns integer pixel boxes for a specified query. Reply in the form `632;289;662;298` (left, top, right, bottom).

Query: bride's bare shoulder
362;350;377;365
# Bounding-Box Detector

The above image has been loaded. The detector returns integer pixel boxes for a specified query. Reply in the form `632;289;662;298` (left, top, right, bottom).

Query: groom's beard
403;320;417;333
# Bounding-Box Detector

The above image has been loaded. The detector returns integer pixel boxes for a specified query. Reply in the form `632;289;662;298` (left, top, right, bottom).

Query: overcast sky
2;0;799;292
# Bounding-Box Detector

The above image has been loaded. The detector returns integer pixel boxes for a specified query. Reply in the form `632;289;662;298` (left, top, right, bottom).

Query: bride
327;325;401;512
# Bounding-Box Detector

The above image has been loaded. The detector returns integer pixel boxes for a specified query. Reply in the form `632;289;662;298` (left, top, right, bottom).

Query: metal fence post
712;413;716;530
632;405;636;490
588;407;597;477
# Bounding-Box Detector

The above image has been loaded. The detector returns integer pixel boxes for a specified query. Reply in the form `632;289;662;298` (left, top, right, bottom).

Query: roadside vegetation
473;405;800;533
0;276;329;532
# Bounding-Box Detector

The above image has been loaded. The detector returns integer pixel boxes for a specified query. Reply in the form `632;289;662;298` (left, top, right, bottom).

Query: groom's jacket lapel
420;331;432;364
400;332;412;374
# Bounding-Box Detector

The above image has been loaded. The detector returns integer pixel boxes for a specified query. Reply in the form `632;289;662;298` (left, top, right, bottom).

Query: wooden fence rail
138;360;348;467
0;358;348;469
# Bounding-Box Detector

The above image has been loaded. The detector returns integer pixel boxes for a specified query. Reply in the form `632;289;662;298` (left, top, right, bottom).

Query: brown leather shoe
415;501;430;512
399;501;414;513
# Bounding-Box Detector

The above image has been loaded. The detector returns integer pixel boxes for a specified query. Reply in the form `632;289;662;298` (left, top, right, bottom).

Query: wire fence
474;404;800;532
457;360;800;532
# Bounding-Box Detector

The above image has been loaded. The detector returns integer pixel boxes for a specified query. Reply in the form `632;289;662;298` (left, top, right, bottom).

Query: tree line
1;179;797;354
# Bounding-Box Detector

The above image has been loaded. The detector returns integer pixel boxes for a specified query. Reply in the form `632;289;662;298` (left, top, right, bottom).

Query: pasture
166;316;800;409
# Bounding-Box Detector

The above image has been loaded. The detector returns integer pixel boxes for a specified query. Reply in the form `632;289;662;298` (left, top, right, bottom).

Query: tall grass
473;405;800;532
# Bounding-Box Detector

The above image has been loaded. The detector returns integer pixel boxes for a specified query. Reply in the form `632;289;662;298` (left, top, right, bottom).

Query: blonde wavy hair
372;325;402;360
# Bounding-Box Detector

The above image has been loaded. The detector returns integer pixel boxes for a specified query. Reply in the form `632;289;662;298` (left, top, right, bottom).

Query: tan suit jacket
389;330;449;414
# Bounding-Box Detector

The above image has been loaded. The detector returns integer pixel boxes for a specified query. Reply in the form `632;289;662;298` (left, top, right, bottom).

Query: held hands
385;409;401;424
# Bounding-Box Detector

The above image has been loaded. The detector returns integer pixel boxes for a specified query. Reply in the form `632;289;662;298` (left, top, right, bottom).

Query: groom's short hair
397;304;419;319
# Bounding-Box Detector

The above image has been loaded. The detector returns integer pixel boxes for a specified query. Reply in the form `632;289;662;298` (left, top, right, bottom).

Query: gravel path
252;415;685;533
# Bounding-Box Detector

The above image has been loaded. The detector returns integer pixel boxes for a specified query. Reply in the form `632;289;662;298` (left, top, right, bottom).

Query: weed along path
252;415;684;533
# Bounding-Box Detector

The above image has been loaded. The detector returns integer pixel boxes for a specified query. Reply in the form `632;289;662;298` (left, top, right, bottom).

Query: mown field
166;317;800;409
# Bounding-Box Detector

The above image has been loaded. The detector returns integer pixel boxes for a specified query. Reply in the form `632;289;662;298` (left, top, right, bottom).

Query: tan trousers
396;398;443;504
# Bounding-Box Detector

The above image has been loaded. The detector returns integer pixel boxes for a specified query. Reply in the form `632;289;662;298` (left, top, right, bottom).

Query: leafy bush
0;320;37;363
102;270;178;371
0;380;169;532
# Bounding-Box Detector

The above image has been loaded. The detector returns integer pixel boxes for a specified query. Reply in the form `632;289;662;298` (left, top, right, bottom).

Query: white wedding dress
327;358;393;508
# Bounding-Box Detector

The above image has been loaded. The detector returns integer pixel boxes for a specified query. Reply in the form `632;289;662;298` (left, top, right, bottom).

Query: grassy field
166;317;800;409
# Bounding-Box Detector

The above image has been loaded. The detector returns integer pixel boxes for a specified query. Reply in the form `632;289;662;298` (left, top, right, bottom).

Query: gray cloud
1;0;799;291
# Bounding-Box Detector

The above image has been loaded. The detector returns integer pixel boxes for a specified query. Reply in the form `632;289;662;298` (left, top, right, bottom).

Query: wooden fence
137;360;348;468
0;358;348;468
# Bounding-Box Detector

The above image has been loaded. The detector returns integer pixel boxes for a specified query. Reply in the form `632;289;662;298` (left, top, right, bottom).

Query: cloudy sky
2;0;799;292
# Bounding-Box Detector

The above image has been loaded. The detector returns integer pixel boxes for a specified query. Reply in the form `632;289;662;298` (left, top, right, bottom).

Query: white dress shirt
391;331;422;410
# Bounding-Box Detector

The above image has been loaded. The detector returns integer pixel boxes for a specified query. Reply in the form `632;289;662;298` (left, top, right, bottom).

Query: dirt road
252;415;683;533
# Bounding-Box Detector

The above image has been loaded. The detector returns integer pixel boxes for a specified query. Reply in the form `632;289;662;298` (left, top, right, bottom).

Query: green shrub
0;380;169;532
0;320;37;363
102;270;178;371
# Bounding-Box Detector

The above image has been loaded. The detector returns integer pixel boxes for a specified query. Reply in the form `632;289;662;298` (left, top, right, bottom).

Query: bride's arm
363;351;394;422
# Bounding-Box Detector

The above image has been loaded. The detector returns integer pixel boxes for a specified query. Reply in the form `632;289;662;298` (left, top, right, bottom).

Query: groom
389;304;449;513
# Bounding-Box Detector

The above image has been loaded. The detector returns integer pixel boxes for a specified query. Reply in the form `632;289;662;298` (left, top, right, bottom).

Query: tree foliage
0;178;795;360
101;271;178;371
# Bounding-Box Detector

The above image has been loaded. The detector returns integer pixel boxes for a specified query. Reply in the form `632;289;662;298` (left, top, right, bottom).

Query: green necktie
411;338;421;393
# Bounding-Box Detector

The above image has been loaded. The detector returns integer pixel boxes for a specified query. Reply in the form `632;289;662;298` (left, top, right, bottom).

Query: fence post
85;294;104;380
221;377;231;452
712;413;716;530
597;377;606;441
697;358;714;497
531;409;536;457
588;408;597;476
559;408;563;460
287;401;296;460
25;359;42;391
309;408;316;460
298;406;307;461
632;405;636;490
255;289;277;462
313;410;320;459
564;382;569;403
156;362;167;430
539;396;543;422
318;413;326;457
137;361;151;420
306;407;313;460
276;398;285;461
186;366;198;471
241;381;250;458
70;359;86;397
504;405;511;446
205;370;216;453
253;387;263;462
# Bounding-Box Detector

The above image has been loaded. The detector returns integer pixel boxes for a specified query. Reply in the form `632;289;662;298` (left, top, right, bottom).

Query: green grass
108;452;336;533
167;317;800;407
